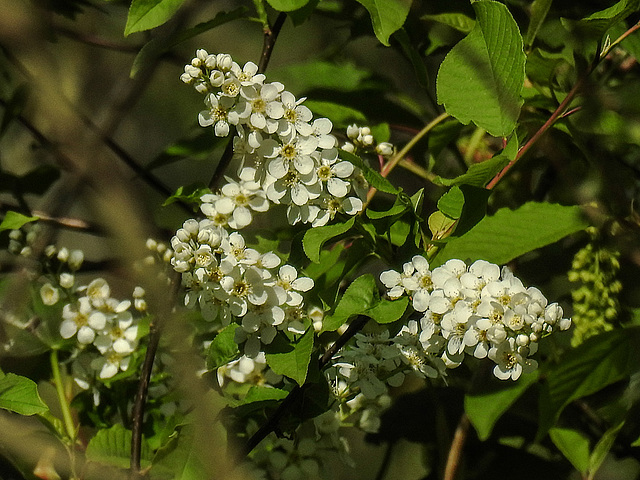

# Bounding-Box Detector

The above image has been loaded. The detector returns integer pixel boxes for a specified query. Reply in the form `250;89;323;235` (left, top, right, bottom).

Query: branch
443;413;470;480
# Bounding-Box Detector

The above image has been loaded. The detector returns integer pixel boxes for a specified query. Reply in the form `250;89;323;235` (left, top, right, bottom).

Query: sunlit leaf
86;424;152;468
302;217;355;263
0;211;39;232
0;372;49;416
124;0;187;36
437;0;525;136
266;0;310;12
265;328;314;385
355;0;412;46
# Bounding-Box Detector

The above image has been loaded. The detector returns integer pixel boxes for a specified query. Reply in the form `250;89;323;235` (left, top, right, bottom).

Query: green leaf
565;0;640;40
0;211;39;232
395;28;429;87
225;386;289;407
366;296;409;324
86;424;152;468
130;8;247;76
265;328;314;385
589;421;624;476
549;428;590;474
151;424;208;479
265;0;310;12
465;371;538;440
339;149;399;194
147;131;229;171
367;195;410;219
355;0;413;46
322;274;377;332
432;202;589;267
163;184;211;208
437;186;465;219
206;325;240;370
124;0;187;36
0;372;49;416
304;100;367;128
271;61;374;94
421;13;475;33
538;328;640;437
524;0;553;49
302;217;355;263
436;0;525;137
428;210;456;239
433;134;517;188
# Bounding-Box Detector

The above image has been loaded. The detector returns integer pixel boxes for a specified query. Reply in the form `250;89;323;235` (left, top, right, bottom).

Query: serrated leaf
321;274;377;332
589;421;624;476
538;328;640;437
355;0;412;46
163;184;211;207
549;428;590;474
339;149;399;194
302;217;355;263
465;371;538;440
130;8;247;77
422;13;475;33
0;372;49;416
436;0;525;137
124;0;187;36
366;296;409;324
265;328;314;386
524;0;553;49
86;424;152;468
266;0;310;12
206;325;240;370
437;186;465;219
0;211;39;232
304;100;367;127
432;202;589;267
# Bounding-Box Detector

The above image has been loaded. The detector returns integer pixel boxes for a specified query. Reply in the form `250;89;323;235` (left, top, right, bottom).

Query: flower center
284;108;297;122
317;165;332;181
233;281;250;297
281;144;297;160
235;193;249;206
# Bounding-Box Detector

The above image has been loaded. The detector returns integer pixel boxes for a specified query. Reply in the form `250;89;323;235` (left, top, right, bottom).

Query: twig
365;112;450;206
443;413;470;480
244;315;370;454
130;322;161;475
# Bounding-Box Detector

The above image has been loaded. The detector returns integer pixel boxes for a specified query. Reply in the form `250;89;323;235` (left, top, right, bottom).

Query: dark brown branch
243;315;370;455
130;322;161;475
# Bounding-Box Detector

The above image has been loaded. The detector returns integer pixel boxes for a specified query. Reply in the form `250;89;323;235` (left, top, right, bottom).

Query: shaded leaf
437;186;465;219
525;0;553;49
304;100;367;127
589;421;624;476
465;371;538;440
549;428;590;474
86;424;152;469
355;0;413;46
422;12;475;33
339;149;399;194
266;0;310;12
538;328;640;437
265;328;314;385
206;325;240;370
0;372;49;416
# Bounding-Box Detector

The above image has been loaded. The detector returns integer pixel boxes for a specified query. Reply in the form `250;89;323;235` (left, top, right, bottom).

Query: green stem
50;349;76;442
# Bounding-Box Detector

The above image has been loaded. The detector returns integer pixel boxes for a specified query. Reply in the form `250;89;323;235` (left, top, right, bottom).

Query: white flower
231;61;265;86
237;83;283;132
488;337;537;381
198;94;238;136
261;134;319;178
315;155;353;198
274;265;314;306
40;283;60;306
277;91;313;136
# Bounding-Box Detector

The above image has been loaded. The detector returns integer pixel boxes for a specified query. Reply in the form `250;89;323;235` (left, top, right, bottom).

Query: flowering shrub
1;1;640;480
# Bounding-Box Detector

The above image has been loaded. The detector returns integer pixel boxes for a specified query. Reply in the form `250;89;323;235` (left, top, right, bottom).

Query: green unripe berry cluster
568;229;622;347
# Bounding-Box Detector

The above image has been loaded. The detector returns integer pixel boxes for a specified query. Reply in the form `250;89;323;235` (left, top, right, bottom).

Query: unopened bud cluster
568;233;621;346
181;50;367;227
342;124;394;157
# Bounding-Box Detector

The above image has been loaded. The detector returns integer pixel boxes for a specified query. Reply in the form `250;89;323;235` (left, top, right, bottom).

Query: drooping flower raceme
170;218;314;357
380;257;571;381
181;50;367;227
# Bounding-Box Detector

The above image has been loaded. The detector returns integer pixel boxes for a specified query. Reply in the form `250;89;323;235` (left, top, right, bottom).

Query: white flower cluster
54;276;146;379
381;257;572;380
170;218;314;357
181;50;366;227
216;352;282;387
